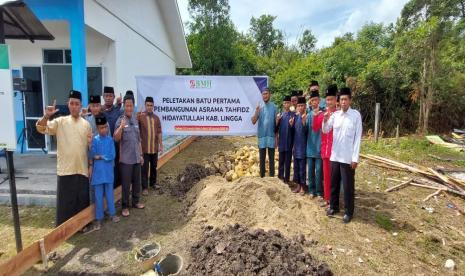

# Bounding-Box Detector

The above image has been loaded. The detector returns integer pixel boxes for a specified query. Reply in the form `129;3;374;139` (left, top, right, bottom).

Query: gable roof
158;0;191;68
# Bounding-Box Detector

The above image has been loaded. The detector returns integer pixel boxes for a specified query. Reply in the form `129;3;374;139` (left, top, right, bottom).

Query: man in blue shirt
102;86;123;136
277;95;294;183
306;90;324;199
89;115;120;231
291;97;308;195
85;95;110;137
307;80;326;111
252;88;277;178
102;86;123;189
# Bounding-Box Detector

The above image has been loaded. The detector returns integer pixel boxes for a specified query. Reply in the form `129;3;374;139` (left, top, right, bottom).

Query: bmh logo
189;79;212;89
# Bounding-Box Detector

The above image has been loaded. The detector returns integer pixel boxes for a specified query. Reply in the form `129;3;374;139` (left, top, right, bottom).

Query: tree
185;0;238;75
249;15;284;56
298;29;317;54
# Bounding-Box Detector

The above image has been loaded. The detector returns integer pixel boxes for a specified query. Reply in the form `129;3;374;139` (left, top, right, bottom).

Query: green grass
374;212;393;231
361;135;465;167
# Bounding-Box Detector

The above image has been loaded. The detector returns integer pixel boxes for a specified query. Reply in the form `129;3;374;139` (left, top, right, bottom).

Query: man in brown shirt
138;96;163;195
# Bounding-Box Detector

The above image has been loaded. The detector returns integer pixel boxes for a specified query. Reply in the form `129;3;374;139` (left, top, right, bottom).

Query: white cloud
176;0;409;48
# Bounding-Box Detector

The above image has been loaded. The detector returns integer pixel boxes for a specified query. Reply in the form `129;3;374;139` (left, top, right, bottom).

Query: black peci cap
297;96;306;104
310;90;320;99
326;84;338;97
103;86;114;94
95;115;107;126
69;90;82;101
283;95;291;102
340;87;352;97
89;95;101;104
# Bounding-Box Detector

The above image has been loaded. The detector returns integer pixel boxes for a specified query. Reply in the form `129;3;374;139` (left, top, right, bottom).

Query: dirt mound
186;224;332;276
167;164;211;197
187;176;325;236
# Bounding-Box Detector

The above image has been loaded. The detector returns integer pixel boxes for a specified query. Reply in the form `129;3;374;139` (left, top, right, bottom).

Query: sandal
111;216;121;223
133;203;145;209
122;209;130;217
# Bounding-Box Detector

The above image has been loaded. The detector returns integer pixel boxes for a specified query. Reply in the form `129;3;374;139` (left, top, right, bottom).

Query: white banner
136;76;268;135
0;44;17;150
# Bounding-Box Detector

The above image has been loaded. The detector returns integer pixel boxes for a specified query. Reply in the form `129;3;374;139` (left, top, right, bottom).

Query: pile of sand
186;224;332;275
186;176;326;237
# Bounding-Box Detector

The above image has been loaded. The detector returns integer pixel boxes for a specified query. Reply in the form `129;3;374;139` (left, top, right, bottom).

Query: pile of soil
186;176;325;236
167;163;212;197
186;224;332;275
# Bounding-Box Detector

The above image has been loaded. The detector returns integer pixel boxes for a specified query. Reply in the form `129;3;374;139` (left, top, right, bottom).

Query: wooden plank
0;136;197;276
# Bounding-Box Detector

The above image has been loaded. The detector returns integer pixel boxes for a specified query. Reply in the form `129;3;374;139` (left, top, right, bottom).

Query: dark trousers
259;148;275;177
307;157;323;196
114;142;120;188
294;158;306;185
292;157;298;182
120;163;141;209
56;174;90;226
278;151;292;182
330;161;355;216
142;153;158;189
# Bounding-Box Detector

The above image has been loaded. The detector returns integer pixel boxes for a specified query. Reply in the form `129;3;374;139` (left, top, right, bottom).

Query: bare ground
0;136;464;275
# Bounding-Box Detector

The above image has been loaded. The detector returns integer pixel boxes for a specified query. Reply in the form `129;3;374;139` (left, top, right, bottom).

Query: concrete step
0;193;56;206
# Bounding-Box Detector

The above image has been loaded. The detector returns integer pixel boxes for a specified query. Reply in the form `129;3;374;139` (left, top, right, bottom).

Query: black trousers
259;148;275;177
114;142;121;188
120;163;141;209
278;151;292;182
292;157;298;182
142;153;158;189
56;174;90;226
330;161;355;216
294;158;307;185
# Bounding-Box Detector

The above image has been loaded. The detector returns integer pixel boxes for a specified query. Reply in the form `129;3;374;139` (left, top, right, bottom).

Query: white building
6;0;191;153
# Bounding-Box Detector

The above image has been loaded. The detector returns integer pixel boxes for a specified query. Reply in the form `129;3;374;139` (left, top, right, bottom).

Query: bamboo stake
385;179;412;192
423;189;442;202
410;182;447;191
411;181;465;197
429;168;465;194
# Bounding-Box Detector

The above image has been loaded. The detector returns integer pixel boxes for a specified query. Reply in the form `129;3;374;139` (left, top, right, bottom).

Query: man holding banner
252;88;277;178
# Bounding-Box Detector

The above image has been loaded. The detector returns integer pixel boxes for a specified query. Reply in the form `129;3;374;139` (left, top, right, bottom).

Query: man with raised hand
36;91;92;226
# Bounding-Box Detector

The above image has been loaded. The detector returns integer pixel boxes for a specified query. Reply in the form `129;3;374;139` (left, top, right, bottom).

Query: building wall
84;0;177;100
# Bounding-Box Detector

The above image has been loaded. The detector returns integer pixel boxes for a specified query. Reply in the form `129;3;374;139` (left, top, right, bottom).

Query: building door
42;64;72;153
22;66;46;151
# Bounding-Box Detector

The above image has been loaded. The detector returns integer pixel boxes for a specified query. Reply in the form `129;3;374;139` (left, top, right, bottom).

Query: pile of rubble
186;224;332;276
202;146;280;181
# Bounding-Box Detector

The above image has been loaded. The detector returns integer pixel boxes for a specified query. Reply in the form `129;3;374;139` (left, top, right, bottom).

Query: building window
65;49;72;63
43;49;71;64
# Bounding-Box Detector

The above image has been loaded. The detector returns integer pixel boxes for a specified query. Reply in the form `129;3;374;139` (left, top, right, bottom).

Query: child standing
277;95;294;183
306;90;324;199
291;96;308;195
89;115;120;230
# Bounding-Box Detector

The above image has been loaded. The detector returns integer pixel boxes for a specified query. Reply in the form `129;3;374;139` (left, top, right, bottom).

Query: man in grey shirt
114;95;145;217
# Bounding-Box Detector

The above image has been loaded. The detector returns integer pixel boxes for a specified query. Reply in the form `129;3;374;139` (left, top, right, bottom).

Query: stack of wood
361;154;465;214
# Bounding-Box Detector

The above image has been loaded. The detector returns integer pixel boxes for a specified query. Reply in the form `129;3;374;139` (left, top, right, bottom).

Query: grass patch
362;135;465;167
415;235;441;254
374;212;393;231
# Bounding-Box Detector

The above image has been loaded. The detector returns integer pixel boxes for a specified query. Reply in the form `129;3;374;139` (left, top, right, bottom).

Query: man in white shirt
322;87;362;223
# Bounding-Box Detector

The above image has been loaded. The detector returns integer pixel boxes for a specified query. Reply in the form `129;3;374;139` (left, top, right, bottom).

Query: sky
177;0;410;48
